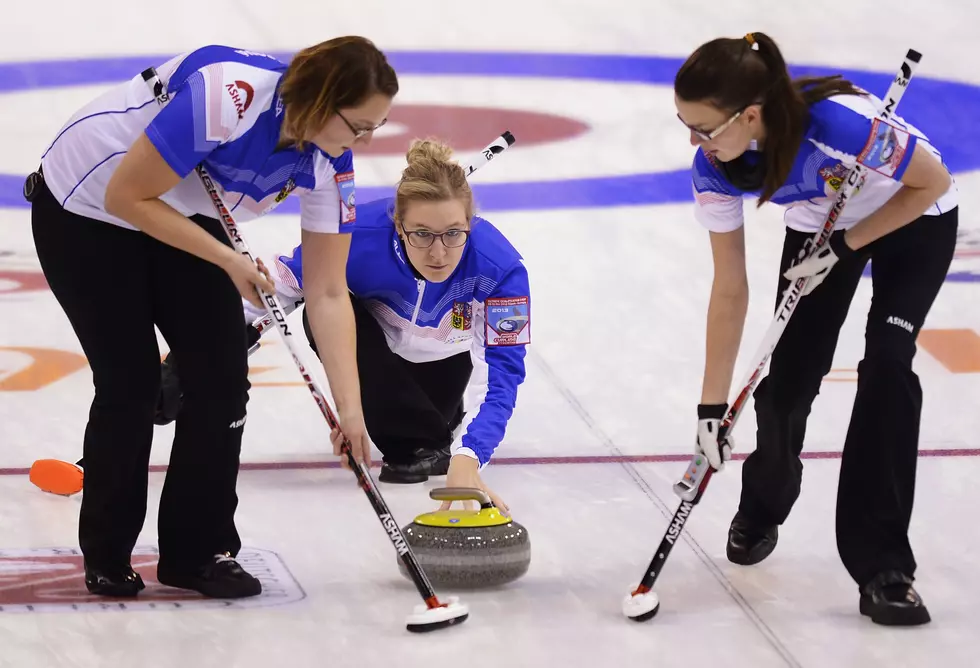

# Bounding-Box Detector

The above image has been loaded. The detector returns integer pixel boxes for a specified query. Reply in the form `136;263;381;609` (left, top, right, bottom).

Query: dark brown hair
674;32;865;204
279;36;399;149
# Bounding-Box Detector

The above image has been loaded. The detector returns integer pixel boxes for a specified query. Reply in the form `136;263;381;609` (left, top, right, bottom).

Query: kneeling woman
35;139;530;513
294;139;530;510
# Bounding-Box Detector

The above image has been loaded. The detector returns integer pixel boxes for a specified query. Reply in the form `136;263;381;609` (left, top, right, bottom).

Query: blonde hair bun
395;137;474;223
405;138;455;167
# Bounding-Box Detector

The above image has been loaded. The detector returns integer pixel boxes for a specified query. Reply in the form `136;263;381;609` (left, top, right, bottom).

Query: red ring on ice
358;104;589;155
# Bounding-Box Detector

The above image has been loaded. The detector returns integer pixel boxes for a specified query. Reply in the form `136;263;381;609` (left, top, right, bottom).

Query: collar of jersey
389;222;421;280
266;76;313;157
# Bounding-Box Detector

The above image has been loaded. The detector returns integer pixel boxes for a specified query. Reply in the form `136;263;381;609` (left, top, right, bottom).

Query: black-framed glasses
404;229;470;249
337;110;387;139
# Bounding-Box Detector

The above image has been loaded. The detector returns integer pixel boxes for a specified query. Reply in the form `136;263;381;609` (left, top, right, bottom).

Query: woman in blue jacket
37;138;529;514
303;141;529;511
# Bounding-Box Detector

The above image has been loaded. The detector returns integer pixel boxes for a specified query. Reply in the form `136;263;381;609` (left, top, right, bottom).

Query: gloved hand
696;403;733;471
783;230;856;296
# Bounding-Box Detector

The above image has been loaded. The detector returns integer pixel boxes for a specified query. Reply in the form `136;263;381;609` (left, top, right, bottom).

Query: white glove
696;404;733;471
783;231;856;296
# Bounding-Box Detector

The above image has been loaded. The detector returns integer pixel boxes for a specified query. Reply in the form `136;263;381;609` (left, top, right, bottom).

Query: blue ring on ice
1;50;977;217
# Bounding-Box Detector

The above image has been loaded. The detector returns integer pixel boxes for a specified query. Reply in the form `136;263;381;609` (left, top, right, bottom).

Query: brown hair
279;36;399;149
674;31;866;204
394;138;474;224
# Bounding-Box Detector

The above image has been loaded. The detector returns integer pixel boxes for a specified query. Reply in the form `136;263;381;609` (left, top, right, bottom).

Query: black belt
23;165;43;202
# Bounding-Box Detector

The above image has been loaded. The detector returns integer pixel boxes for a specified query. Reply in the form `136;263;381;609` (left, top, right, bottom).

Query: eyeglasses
404;229;470;249
337;110;387;139
678;106;746;141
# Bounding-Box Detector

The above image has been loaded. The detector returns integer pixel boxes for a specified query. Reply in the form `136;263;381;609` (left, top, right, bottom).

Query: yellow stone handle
428;487;494;508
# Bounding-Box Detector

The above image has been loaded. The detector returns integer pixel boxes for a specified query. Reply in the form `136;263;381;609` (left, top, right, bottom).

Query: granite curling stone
398;487;530;589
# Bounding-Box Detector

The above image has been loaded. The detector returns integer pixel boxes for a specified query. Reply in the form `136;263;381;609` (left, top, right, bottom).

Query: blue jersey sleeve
691;149;745;232
810;97;918;181
144;65;241;178
452;261;531;467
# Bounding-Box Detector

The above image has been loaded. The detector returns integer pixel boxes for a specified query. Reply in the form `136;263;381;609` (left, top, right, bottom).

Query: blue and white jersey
39;45;356;235
692;93;958;234
252;196;531;468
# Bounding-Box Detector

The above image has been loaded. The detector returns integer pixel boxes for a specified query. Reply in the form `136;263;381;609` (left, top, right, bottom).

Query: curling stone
398;487;530;589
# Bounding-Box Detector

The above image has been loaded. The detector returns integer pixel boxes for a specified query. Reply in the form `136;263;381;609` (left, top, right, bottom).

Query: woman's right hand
695;403;734;471
328;408;372;473
223;254;276;309
439;455;510;517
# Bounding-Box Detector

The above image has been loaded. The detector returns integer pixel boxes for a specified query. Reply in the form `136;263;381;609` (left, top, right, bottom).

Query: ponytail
675;32;867;205
747;32;808;204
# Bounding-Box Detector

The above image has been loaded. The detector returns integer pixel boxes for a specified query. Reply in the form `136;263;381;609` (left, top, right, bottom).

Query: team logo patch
225;80;254;120
0;546;304;613
485;296;530;346
336;172;356;226
451;301;472;330
857;119;910;177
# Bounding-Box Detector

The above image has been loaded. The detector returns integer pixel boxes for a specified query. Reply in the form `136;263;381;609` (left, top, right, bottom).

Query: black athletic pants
302;296;472;463
740;207;958;587
31;181;250;574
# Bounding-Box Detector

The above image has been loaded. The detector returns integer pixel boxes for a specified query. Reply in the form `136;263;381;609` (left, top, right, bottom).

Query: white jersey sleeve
297;151;357;234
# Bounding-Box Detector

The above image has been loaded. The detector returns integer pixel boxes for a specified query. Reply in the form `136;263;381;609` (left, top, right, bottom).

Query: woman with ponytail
674;32;958;626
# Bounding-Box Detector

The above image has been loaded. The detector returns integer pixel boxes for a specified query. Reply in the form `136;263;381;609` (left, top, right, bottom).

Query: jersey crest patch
274;177;295;203
819;162;848;191
451;301;473;330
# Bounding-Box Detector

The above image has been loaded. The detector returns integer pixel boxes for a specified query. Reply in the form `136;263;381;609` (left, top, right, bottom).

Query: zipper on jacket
409;278;426;329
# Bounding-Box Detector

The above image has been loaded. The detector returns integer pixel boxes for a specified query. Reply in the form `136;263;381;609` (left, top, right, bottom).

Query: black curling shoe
85;563;146;597
860;570;931;626
378;446;452;484
726;511;778;565
157;552;262;599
